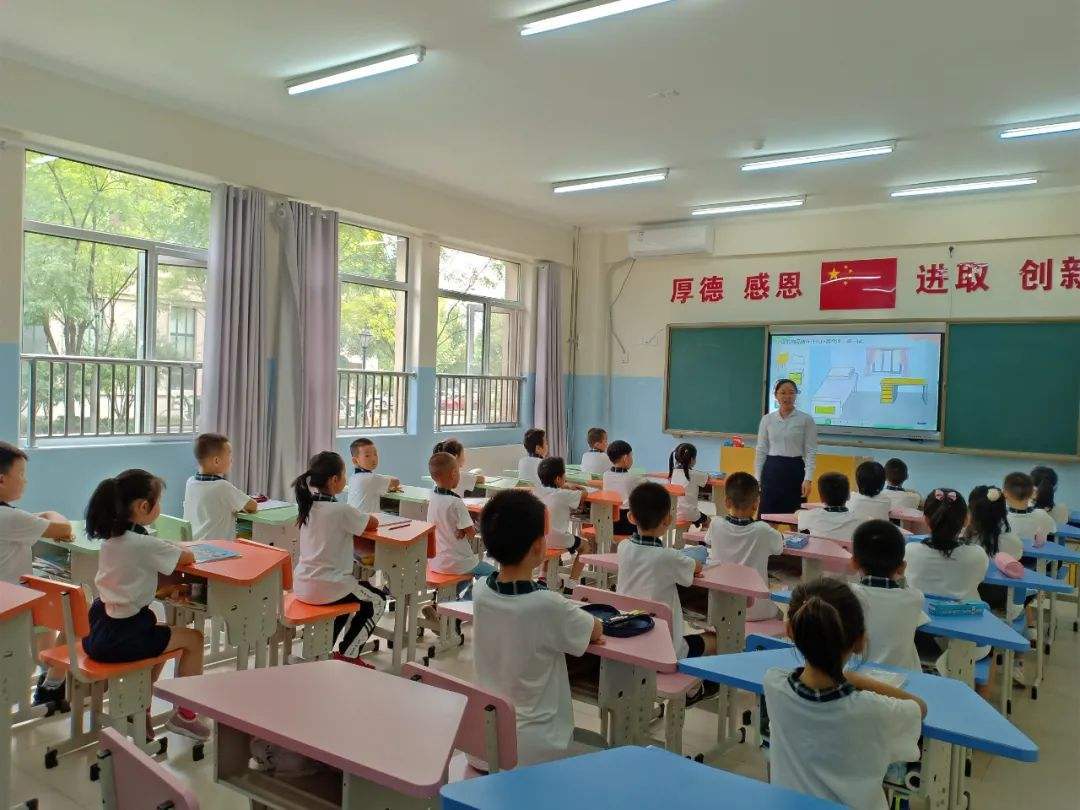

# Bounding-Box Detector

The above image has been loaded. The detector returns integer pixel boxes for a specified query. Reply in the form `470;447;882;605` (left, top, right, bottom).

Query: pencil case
927;599;986;617
579;603;656;637
784;533;809;549
994;552;1025;579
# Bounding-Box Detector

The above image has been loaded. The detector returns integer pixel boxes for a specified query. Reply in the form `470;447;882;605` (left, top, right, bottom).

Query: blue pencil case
927;599;986;617
784;534;809;549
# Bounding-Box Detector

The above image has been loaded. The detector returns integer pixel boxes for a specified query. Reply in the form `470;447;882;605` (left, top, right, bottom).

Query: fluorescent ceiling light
692;196;806;216
553;169;668;194
890;176;1037;198
521;0;674;37
286;47;425;95
1000;118;1080;139
742;141;895;172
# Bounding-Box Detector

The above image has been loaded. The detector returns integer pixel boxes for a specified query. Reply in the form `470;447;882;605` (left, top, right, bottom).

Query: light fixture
521;0;674;37
552;168;669;194
741;141;895;172
1000;118;1080;139
890;176;1037;198
691;196;806;216
286;47;425;95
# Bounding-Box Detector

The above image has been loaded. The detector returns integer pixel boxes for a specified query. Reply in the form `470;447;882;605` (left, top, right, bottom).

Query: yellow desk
880;377;928;404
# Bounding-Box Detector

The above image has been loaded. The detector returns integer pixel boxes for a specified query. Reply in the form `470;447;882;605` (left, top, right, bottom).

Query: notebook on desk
255;499;292;511
189;544;241;564
371;513;413;531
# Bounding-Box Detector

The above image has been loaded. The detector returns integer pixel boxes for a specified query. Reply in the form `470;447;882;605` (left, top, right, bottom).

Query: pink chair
401;663;517;778
97;727;199;809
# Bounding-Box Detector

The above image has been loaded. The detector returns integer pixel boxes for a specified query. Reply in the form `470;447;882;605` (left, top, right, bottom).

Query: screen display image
768;331;943;435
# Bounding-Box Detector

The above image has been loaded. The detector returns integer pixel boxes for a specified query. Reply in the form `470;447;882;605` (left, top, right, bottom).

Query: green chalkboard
664;325;767;436
944;322;1080;456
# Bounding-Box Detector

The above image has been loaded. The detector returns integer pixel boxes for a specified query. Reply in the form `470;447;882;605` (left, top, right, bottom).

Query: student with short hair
668;442;710;528
536;457;591;586
580;427;609;477
602;440;644;536
518;429;547;487
882;458;921;510
904;488;987;602
797;473;862;541
1031;466;1069;527
1003;471;1057;541
473;489;602;766
347;437;401;513
427;452;495;580
183;432;257;541
432;438;485;496
848;461;892;521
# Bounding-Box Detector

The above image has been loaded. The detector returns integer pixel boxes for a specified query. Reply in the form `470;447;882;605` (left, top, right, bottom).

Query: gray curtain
533;262;567;458
200;186;270;494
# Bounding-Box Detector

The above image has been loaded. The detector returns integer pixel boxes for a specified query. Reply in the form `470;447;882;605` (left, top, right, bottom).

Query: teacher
755;379;818;514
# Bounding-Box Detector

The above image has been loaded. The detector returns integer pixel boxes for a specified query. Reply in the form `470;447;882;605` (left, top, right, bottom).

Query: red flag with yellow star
819;258;897;310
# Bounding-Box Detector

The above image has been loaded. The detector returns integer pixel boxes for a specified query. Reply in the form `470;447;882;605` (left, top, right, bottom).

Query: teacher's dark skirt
759;455;806;514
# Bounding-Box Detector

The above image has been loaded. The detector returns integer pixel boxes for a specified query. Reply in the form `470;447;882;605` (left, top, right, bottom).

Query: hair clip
986;487;1002;502
933;489;944;501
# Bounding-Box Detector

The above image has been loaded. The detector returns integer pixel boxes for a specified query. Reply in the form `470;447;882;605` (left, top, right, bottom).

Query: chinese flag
819;258;897;310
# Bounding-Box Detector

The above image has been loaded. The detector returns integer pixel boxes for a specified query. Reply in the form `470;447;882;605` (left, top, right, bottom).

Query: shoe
32;680;66;708
165;711;211;742
331;652;375;670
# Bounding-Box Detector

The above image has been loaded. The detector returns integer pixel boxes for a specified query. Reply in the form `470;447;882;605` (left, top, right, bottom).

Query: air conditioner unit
627;224;714;258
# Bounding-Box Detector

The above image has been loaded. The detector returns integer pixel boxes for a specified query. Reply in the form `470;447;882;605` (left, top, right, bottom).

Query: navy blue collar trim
860;575;903;589
128;523;149;535
823;506;849;513
354;467;372;474
610;466;629;473
629;534;663;547
486;574;545;595
433;487;461;499
194;473;224;482
0;502;12;508
311;493;337;503
1008;506;1035;514
886;484;905;491
725;515;755;526
787;668;855;702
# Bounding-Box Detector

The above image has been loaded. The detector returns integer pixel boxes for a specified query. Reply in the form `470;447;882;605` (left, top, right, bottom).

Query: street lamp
358;327;373;370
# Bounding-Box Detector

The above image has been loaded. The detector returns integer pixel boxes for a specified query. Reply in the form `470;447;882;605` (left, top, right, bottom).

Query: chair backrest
571;584;673;626
234;537;293;590
401;663;517;772
98;727;200;810
21;575;90;637
153;514;192;543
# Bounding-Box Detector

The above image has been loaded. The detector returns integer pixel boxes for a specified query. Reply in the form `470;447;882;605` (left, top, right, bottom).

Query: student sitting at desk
518;428;547;487
764;578;926;810
905;489;987;603
1003;471;1057;541
967;486;1022;615
432;438;485;497
579;427;609;477
1031;465;1069;527
183;432;256;541
668;442;710;529
347;437;401;513
473;489;602;766
84;469;210;741
536;457;591;588
292;451;385;668
428;453;496;584
848;461;892;522
0;441;73;708
797;472;862;541
882;457;922;510
602;440;644;536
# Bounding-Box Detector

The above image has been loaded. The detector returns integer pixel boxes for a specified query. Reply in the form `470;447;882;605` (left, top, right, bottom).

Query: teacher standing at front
755;379;818;514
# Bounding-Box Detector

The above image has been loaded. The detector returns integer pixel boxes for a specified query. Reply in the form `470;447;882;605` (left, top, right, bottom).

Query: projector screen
767;327;944;438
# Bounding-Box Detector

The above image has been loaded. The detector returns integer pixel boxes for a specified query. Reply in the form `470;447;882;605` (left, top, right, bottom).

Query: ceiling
3;0;1079;229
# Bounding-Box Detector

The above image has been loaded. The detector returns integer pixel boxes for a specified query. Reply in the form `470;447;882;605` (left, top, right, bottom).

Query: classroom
1;2;1079;808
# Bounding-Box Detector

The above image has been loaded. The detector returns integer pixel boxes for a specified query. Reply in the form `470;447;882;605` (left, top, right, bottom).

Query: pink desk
584;491;623;588
0;582;47;809
156;660;466;808
683;529;850;582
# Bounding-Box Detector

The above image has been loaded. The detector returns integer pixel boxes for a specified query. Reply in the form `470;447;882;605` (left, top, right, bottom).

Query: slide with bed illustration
768;331;943;434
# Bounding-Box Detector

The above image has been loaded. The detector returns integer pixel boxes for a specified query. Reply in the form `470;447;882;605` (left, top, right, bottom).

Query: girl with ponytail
667;442;710;528
291;451;387;667
764;578;925;809
431;438;485;496
1031;465;1069;526
905;488;987;603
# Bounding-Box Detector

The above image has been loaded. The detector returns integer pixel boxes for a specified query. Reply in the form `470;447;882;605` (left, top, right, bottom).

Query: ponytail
965;485;1007;555
293;451;345;527
668;442;697;482
1031;466;1058;511
921;487;968;558
85;469;164;539
788;579;865;684
432;438;463;459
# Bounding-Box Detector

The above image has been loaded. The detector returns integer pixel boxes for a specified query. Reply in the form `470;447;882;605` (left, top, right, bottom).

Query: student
183;432;257;541
848;461;892;522
966;485;1022;615
904;489;987;602
797;472;862;541
705;472;783;620
602;440;644;536
517;429;547;487
347;437;401;513
0;442;73;707
579;427;609;477
764;578;925;810
84;469;210;741
1003;472;1056;541
432;438;485;497
850;520;929;671
473;489;602;766
536;457;591;587
882;458;921;510
668;442;710;528
1031;466;1069;527
292;451;385;667
428;452;496;580
617;482;714;659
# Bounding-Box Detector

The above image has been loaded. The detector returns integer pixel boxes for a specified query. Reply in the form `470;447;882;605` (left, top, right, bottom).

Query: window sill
21;434;194;451
434;424;522;435
337;428;409;439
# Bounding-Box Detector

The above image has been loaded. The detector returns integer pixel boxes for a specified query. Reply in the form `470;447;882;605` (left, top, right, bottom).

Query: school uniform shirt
847;492;893;522
851;578;929;671
427;489;478;574
518;456;542;487
602;469;646;506
904;542;988;601
347;469;393;514
1047;502;1070;527
579;450;609;477
616;536;696;657
453;471;480;498
706;518;783;620
473;577;594;766
0;504;49;584
94;529;183;619
1006;506;1057;542
797;507;863;542
883;485;921;511
536;486;584;550
183;475;251;541
670;468;709;522
764;667;921;810
293;500;373;604
754;409;818;480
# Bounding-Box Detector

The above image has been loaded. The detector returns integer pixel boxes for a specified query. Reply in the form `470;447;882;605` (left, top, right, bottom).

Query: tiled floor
9;601;1080;808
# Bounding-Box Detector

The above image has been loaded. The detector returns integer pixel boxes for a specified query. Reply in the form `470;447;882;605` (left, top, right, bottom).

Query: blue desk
1023;539;1080;564
1069;509;1080;528
982;562;1072;594
440;745;843;809
1055;522;1080;541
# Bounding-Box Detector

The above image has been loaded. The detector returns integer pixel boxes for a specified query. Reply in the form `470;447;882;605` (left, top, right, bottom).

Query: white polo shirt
94;527;183;619
536;486;585;550
754;409;818;480
883;486;922;511
848;492;893;522
904;541;988;601
602;469;645;507
518;456;542;487
347;469;393;514
293;499;372;604
1047;502;1069;527
427;489;478;574
706;517;783;620
797;507;863;542
1006;506;1056;542
670;468;709;522
764;667;921;810
0;504;49;584
473;578;594;766
183;475;251;541
851;579;929;671
616;536;696;657
579;450;609;477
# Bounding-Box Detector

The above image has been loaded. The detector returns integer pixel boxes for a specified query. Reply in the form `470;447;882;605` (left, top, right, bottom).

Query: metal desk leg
206;568;282;672
922;737;952;810
373;539;426;674
589;501;614;589
941;638;976;688
707;591;747;743
801;558;823;583
598;659;656;747
0;612;36;810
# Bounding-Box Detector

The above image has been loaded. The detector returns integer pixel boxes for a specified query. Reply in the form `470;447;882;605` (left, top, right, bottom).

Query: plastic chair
97;727;199;809
152;515;192;543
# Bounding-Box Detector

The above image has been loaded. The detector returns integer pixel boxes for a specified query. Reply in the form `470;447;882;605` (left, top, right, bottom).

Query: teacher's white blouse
754;409;818;480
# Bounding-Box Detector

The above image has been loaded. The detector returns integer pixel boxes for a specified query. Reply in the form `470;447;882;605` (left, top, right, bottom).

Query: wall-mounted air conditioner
627;224;714;257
